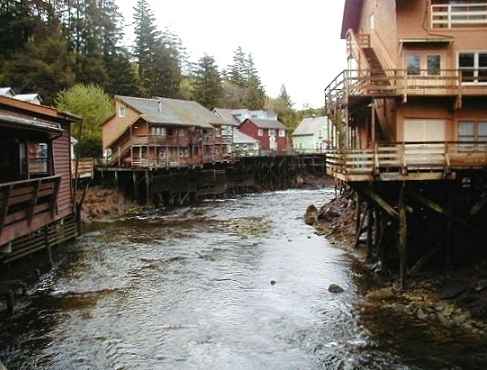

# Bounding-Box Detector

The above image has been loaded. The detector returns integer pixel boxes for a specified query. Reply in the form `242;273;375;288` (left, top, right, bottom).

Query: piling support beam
398;183;408;290
145;170;151;206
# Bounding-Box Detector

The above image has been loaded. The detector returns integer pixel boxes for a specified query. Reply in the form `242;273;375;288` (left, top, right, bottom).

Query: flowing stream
0;189;485;369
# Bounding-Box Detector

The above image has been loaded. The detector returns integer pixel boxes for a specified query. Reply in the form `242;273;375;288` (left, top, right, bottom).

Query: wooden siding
239;121;288;153
102;101;139;149
53;128;73;217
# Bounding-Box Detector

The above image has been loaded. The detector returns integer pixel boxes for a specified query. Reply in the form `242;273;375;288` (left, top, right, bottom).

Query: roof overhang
400;37;453;46
0;112;63;137
341;0;364;39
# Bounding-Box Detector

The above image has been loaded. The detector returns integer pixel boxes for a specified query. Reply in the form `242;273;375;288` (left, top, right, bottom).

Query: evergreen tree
278;84;293;109
192;55;223;109
244;54;266;109
228;46;247;88
133;0;159;95
4;32;76;104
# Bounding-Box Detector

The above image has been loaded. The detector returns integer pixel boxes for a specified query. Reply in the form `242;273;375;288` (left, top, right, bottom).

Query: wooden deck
326;142;487;182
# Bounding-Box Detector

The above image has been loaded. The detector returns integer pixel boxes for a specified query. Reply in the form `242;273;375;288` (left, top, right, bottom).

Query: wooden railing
346;31;370;62
0;176;61;239
72;158;95;179
326;142;487;181
432;2;487;29
324;68;487;112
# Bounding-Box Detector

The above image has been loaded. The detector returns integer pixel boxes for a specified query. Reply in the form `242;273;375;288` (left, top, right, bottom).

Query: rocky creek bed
306;192;487;346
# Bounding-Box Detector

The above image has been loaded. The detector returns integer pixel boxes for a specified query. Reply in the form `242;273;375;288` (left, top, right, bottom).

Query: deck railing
324;68;487;111
432;2;487;29
326;142;487;180
0;176;61;241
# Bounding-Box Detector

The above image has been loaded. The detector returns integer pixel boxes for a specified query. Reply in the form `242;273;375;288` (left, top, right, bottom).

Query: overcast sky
117;0;346;109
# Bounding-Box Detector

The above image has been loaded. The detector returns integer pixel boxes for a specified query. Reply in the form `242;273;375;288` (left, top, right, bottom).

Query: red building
239;119;288;154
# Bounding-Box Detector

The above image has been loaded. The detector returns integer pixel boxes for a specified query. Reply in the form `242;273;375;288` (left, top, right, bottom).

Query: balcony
325;69;487;111
326;142;487;182
432;2;487;29
0;176;61;246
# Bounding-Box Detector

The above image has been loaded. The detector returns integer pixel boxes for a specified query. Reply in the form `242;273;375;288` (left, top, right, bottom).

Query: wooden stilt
398;183;408;290
145;170;151;206
366;207;374;262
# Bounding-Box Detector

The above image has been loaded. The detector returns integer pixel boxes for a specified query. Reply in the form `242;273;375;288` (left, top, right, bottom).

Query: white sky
117;0;346;109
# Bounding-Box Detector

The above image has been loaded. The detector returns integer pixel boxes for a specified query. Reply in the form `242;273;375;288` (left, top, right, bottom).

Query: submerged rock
305;205;318;226
270;280;276;286
328;284;345;294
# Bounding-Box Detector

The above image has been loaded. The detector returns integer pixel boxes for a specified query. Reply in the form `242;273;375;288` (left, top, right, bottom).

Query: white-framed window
459;51;487;84
151;127;166;136
258;129;263;137
118;105;127;118
279;129;285;137
269;129;276;137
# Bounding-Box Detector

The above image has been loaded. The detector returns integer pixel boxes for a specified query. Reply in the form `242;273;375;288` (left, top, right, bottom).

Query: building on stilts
325;0;487;288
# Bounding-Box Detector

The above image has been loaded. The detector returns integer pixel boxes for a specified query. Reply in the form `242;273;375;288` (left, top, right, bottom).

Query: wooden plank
359;186;399;219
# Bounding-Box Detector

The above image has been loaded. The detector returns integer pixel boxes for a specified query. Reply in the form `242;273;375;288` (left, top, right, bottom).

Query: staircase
347;31;395;97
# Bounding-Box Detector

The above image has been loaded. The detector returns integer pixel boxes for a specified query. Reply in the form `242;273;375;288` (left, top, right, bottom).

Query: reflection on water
0;189;484;369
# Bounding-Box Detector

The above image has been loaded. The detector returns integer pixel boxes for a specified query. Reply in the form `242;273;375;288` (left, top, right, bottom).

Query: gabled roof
158;98;224;128
293;116;329;136
213;108;241;127
341;0;364;39
244;118;287;130
234;129;259;145
115;95;224;129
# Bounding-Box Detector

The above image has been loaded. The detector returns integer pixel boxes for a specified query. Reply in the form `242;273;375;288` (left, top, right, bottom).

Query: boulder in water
328;284;345;294
305;205;318;226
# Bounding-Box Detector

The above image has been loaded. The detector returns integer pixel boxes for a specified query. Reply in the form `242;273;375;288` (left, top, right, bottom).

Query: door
269;131;277;151
404;119;447;166
404;119;446;143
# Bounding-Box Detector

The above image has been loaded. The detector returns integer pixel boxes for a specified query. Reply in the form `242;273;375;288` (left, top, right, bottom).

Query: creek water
0;189;486;369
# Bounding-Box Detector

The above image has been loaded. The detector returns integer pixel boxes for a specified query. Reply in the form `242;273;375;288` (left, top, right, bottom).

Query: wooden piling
398;183;408;290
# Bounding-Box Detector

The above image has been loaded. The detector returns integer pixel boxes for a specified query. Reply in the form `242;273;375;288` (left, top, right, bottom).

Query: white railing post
448;4;452;29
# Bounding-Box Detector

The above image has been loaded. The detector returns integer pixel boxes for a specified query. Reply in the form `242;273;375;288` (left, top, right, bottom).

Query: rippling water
1;189;484;369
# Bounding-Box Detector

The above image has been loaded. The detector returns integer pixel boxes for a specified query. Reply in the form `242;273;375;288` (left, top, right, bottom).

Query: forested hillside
0;0;322;130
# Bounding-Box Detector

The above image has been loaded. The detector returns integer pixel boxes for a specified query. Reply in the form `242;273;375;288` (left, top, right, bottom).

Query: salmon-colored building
102;96;226;168
239;118;288;154
326;0;487;182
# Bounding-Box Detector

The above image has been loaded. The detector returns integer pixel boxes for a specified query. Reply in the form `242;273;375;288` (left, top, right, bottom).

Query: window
279;129;285;137
258;129;263;137
151;127;166;136
407;55;421;75
369;14;375;31
118;105;127;118
427;55;441;75
269;129;276;137
459;52;487;83
458;121;487;150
